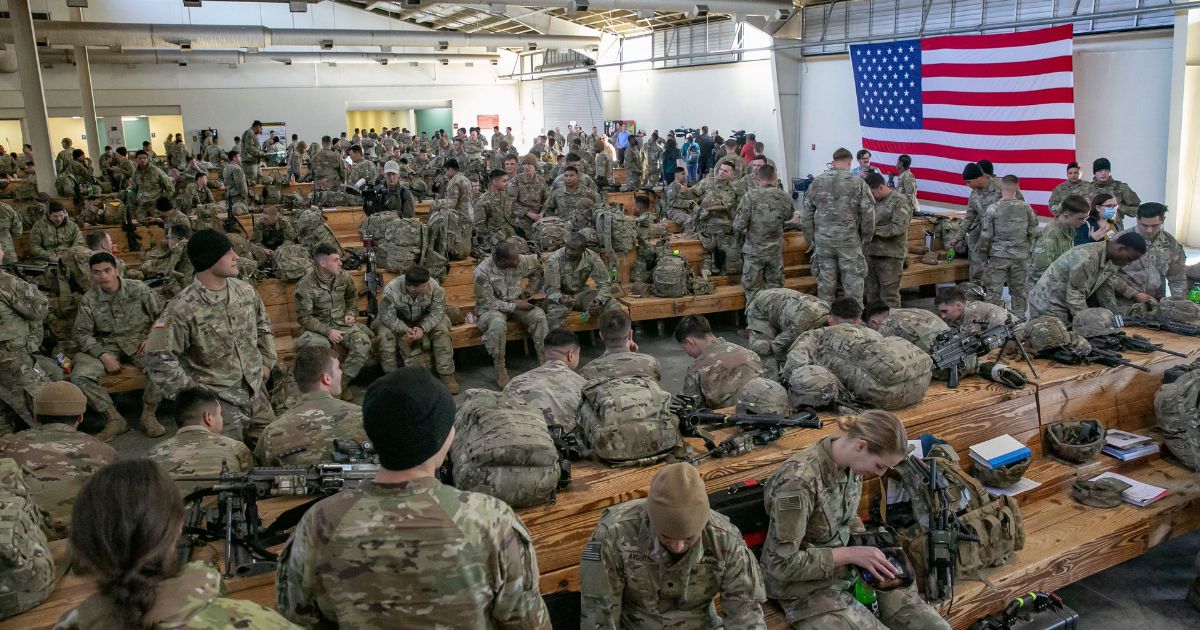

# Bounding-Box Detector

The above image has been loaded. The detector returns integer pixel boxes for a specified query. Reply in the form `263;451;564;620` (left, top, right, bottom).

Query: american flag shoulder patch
581;542;602;562
153;317;168;329
778;495;803;511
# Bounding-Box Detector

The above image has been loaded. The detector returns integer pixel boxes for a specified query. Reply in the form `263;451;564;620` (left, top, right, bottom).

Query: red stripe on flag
922;56;1073;78
921;25;1074;51
922;88;1075;107
861;139;1077;165
921;117;1075;136
911;167;1065;192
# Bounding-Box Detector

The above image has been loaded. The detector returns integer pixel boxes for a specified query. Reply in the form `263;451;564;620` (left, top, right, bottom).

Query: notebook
969;435;1032;470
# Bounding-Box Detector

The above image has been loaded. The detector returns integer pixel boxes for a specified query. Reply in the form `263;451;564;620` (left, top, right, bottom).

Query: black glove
980;362;1027;389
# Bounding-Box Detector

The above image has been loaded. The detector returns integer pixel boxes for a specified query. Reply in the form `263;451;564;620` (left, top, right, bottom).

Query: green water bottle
852;579;880;616
945;248;955;265
1189;283;1200;303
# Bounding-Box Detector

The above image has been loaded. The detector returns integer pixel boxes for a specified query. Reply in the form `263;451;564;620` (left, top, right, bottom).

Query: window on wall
799;0;1176;55
617;21;774;70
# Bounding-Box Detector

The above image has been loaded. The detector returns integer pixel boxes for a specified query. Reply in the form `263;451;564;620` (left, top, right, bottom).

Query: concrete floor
101;287;1200;628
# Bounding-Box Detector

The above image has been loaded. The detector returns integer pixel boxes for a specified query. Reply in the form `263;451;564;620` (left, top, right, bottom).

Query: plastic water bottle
1189;284;1200;303
945;249;955;265
465;312;476;326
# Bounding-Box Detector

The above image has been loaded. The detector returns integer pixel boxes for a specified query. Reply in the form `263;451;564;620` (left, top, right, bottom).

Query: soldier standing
1028;234;1148;323
1029;195;1091;286
594;140;616;190
579;309;661;382
442;158;473;219
1048;162;1090;216
1110;203;1187;313
543;234;618;331
473;242;547;387
744;288;829;380
144;229;277;447
801;148;875;305
510;155;549;237
130;150;175;221
1088;157;1141;229
346;146;376;188
255;347;369;466
148;387;254;493
978;174;1038;315
475;168;518;252
0;243;49;434
222;150;251;206
505;328;586;432
953;162;1001;284
761;411;951;630
675;314;764;409
240;121;265;182
70;252;162;439
311;136;346;190
375;266;458;393
893;154;918;208
686;162;745;276
294;244;372;398
0;382;117;540
580;463;766;629
734;164;794;304
860;172;914;309
621;134;644;192
277;367;551;628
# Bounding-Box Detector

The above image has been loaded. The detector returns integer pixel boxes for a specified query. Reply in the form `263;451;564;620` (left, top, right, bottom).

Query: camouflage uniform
144;277;277;446
55;561;297;629
800;166;875;304
745;288;829;379
642;141;664;188
70;278;162;419
311;148;346;190
443;172;473;218
64;245;138;292
580;499;767;629
504;359;586;431
895;169;918;208
595;152;616;188
179;181;215;212
475;189;518;250
1028;220;1079;286
978;198;1038;315
296;211;340;256
543;247;618;330
955;178;1002;283
762;437;950;630
140;239;194;299
255;391;368;466
294;268;372;382
1028;241;1124;323
663;180;698;233
863;189;914;309
509;172;549;236
1088;178;1140;229
0;269;50;432
553;170;598;193
735;184;794;304
252;215;296;252
27;218;83;261
544;185;601;220
222;162;251;205
686;177;745;276
148;425;255;495
241;128;264;182
948;299;1010;336
348;159;376;188
1047;178;1090;216
473;253;548;367
579;349;662;382
131;163;175;220
107;157;135;192
276;477;551;628
1110;227;1186;312
621;144;644;192
375;275;454;376
379;184;416;218
0;202;25;262
166;143;189;171
683;338;764;409
0;423;116;539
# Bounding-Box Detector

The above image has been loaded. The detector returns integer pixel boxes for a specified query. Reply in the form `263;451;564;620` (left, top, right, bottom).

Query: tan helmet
735;377;791;416
786;365;842;409
972;456;1031;489
1022;315;1073;353
1072;307;1120;339
1045;419;1107;464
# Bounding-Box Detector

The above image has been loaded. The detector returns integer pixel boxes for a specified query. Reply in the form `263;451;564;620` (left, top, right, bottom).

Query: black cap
186;229;232;273
962;162;984;181
1093;157;1111;173
977;159;995;176
444;158;460;170
362;367;455;471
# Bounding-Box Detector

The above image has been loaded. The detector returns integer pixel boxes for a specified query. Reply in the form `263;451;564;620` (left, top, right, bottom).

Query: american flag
851;25;1075;216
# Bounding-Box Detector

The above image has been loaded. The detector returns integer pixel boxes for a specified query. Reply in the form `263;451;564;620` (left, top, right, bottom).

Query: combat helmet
736;378;791;416
973;455;1030;489
1072;307;1120;339
1045;419;1107;464
1023;316;1081;353
786;365;842;410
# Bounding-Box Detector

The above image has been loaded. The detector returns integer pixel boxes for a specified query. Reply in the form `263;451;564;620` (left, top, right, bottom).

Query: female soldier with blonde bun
761;410;949;629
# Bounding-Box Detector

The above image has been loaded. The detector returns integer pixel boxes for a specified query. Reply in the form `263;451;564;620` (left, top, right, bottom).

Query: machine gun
1124;315;1200;337
1037;346;1150;373
1088;331;1186;358
687;426;786;465
174;460;379;578
911;457;980;602
929;316;1038;388
1;260;51;281
672;394;822;462
120;188;142;252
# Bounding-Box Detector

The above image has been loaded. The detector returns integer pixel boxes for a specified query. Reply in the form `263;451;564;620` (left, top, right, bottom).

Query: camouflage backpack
0;458;57;618
377;217;427;274
427;203;472;261
79;199;125;226
789;326;932;410
1154;358;1200;470
449;389;566;508
875;446;1025;601
1072;307;1120;338
53;172;79;198
272;243;313;282
531;216;570;253
580;376;680;465
595;205;637;254
652;245;691;298
13;181;38;202
310;190;361;208
1134;298;1200;325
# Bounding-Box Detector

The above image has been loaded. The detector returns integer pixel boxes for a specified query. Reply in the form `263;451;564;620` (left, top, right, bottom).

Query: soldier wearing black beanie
361;367;456;471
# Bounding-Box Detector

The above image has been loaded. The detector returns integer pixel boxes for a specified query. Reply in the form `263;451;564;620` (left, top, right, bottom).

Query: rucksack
449;390;566;508
874;447;1024;601
595;205;636;254
685;143;700;163
272;243;313;282
579;376;680;465
786;325;932;410
1155;358;1200;470
377;217;427;274
0;458;57;618
427;205;472;261
531;217;570;253
311;190;361;208
652;246;691;298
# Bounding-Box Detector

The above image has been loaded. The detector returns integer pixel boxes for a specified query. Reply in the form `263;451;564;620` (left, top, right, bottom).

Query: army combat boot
96;407;130;442
339;376;355;402
140;405;165;438
494;357;510;388
439;373;460;395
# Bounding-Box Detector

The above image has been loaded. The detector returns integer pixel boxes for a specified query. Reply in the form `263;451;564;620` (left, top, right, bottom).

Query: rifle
1124;315;1200;337
360;236;382;322
1088;332;1186;358
911;457;980;601
929;315;1038;388
1037;347;1150;373
174;460;379;578
1;260;51;281
687;426;786;465
671;394;822;431
223;194;239;235
547;425;580;490
121;189;142;252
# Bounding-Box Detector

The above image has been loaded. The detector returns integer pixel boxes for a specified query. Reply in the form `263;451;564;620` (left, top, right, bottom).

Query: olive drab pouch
580;376;680;465
449;390;565;508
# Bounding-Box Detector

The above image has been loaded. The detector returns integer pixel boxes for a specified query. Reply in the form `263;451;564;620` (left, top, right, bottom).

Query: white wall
616;60;785;170
797;29;1174;211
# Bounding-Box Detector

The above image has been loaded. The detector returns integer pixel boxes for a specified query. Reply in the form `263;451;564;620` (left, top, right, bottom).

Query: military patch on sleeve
153;317;167;329
581;542;602;562
778;495;803;511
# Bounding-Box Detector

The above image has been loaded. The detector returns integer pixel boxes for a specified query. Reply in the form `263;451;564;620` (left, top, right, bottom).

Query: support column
10;0;56;193
771;42;802;180
72;7;102;176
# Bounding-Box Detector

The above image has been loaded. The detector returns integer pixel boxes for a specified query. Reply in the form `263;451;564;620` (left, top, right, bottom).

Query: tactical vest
0;458;57;618
580;376;680;465
1155;359;1200;470
449;389;566;508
